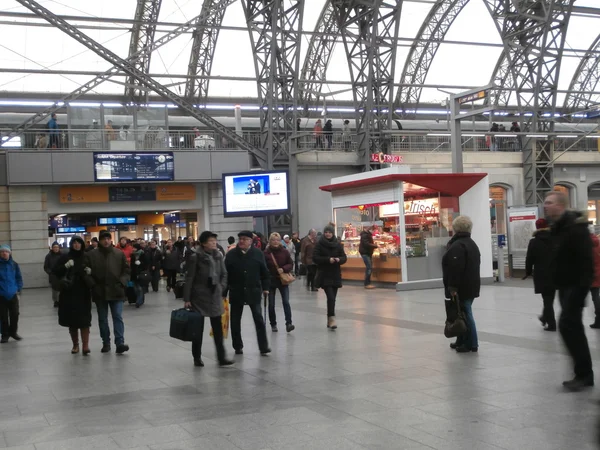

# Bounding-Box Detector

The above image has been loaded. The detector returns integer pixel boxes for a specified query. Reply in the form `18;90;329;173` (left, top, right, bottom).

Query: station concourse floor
1;279;600;450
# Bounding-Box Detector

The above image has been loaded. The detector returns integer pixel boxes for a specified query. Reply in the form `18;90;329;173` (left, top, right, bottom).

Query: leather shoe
449;342;459;349
219;359;234;366
101;345;111;353
544;326;557;332
116;344;129;354
271;325;278;332
0;337;8;344
260;348;271;356
10;334;22;341
286;324;295;333
194;359;204;367
455;346;478;353
235;349;243;355
563;375;594;391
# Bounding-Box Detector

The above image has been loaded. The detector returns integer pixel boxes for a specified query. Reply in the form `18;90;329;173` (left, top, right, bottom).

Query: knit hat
0;244;11;253
99;230;112;240
535;218;548;229
283;235;290;240
323;224;335;234
238;230;253;239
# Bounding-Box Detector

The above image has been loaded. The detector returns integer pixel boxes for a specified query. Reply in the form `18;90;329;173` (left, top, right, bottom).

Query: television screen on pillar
222;170;290;218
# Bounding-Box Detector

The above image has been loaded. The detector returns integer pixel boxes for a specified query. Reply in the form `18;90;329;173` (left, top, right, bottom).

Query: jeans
559;287;593;378
323;286;338;317
456;299;478;349
96;300;125;346
164;269;177;289
361;255;372;286
0;295;19;337
230;301;269;352
191;315;226;363
591;287;600;321
306;265;317;290
541;290;556;328
268;285;292;326
134;282;145;307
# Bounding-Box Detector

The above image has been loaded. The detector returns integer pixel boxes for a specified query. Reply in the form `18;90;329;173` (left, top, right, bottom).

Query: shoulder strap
270;253;280;269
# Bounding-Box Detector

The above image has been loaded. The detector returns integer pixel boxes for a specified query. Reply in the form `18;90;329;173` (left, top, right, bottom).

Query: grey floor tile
345;429;430;449
224;424;314;450
75;415;152;437
3;425;82;447
149;435;241;450
33;435;121;450
416;398;503;419
110;424;193;448
181;413;261;437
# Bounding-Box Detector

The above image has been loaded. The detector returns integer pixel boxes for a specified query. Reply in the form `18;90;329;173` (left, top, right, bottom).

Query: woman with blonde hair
264;232;295;332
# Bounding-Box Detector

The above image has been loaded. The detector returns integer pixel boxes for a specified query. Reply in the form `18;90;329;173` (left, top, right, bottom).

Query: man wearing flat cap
225;230;271;355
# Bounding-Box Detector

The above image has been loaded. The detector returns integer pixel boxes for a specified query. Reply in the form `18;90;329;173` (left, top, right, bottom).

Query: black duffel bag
173;279;185;299
169;308;202;342
444;294;467;338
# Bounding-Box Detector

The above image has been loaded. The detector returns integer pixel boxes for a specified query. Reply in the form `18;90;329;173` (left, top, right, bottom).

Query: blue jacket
0;257;23;300
48;118;58;135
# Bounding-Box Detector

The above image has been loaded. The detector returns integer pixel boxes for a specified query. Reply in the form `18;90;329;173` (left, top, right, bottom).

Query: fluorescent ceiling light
427;133;451;136
55;214;67;218
556;135;578;138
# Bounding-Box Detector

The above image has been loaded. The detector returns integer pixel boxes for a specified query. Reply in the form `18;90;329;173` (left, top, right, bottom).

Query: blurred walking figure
323;119;333;150
264;233;295;333
44;242;63;308
313;119;323;149
588;233;600;329
301;229;318;291
524;218;556;331
544;191;594;391
442;216;481;353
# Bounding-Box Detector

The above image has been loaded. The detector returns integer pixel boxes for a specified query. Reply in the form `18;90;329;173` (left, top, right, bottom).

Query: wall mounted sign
370;153;403;164
60;184;195;203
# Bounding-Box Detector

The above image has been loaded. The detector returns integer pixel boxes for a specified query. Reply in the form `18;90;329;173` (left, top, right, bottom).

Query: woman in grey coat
183;231;234;367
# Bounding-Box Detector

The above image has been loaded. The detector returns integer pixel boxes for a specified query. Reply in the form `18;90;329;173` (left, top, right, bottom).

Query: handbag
444;294;467;338
270;253;296;285
169;308;202;342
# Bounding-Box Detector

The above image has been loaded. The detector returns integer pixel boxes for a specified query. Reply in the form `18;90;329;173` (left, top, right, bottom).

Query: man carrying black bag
225;230;271;356
442;216;481;353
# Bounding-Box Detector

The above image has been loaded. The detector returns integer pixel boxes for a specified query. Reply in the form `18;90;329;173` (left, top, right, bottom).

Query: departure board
93;153;174;182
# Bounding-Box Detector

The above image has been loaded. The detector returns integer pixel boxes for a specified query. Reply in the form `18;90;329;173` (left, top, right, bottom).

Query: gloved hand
84;267;92;275
135;260;141;266
65;259;74;269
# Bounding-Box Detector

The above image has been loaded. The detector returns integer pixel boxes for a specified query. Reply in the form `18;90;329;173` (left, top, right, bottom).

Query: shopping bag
210;298;230;339
169;308;202;342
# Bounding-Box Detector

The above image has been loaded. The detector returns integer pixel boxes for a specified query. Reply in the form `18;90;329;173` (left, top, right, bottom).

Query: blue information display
98;217;137;225
57;227;86;233
93;152;174;181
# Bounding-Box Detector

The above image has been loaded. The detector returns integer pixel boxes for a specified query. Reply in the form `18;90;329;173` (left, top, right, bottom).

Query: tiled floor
2;279;600;449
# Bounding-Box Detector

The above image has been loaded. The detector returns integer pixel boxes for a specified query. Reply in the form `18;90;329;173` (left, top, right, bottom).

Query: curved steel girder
564;33;600;111
486;51;514;107
395;0;470;115
184;0;235;103
126;0;162;101
299;0;338;108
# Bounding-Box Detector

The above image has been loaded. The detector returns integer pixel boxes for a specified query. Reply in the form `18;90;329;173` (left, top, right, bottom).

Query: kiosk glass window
489;186;507;236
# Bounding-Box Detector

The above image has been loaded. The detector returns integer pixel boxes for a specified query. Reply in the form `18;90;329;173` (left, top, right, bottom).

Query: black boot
194;359;204;367
563;374;594;391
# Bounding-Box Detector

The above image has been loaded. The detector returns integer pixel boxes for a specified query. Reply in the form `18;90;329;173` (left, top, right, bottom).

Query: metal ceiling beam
242;0;304;168
486;51;514;107
332;0;402;170
12;0;266;165
299;0;338;110
6;6;226;141
185;0;236;104
483;0;575;205
126;0;162;103
396;0;470;117
564;33;600;111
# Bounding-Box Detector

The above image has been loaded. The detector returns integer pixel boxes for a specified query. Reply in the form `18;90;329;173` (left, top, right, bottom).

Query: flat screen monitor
98;217;137;226
93;152;174;181
222;170;290;217
57;226;86;234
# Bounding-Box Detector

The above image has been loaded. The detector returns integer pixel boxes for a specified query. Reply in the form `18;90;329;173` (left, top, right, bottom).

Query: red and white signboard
507;207;538;253
370;153;403;164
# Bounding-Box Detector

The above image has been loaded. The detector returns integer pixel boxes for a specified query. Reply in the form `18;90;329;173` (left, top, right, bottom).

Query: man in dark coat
44;241;63;307
84;230;130;354
359;230;378;289
292;232;302;276
145;240;162;292
544;191;594;390
162;240;181;293
524;218;556;331
442;216;481;353
225;230;271;355
301;229;318;291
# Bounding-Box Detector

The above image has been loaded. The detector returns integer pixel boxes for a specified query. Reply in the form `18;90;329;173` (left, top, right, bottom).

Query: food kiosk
319;167;494;290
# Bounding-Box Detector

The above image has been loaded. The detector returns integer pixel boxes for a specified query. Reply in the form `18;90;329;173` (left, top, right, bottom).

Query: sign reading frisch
370;153;403;164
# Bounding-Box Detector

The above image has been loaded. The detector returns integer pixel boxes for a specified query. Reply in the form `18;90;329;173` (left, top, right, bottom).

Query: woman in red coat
589;234;600;329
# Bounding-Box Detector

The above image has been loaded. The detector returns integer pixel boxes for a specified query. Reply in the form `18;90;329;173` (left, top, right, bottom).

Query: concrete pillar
8;186;49;288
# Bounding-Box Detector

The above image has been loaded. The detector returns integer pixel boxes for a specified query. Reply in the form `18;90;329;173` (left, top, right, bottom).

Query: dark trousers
294;253;300;276
591;287;600;321
323;286;338;317
150;268;161;292
191;315;226;363
361;255;372;286
306;265;317;290
164;269;177;289
558;287;593;378
230;301;269;352
541;290;556;328
0;295;19;337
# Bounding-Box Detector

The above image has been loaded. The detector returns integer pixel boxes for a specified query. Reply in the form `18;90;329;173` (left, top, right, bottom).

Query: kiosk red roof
319;173;487;197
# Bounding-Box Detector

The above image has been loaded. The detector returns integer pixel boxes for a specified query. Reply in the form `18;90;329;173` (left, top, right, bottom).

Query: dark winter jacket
84;246;130;302
323;120;333;134
52;237;92;329
44;250;63;283
225;246;270;306
359;231;378;256
442;232;481;300
162;247;181;271
145;247;162;271
184;247;227;317
0;257;23;300
312;235;347;288
264;245;293;288
549;210;594;290
592;234;600;288
300;236;316;265
130;249;149;283
525;229;554;293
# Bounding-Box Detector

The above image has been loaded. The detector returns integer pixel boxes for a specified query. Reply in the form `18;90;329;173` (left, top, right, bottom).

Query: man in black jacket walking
145;240;162;292
359;230;377;289
442;216;481;353
225;230;271;355
544;191;594;390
